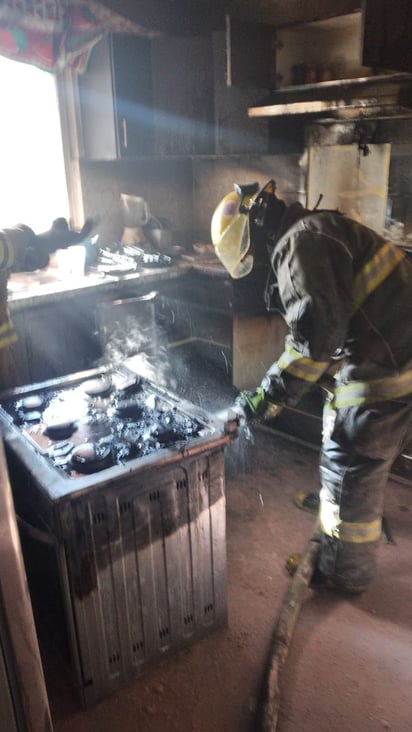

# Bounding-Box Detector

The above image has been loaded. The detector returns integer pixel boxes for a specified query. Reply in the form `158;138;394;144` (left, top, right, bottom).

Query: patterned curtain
0;0;154;73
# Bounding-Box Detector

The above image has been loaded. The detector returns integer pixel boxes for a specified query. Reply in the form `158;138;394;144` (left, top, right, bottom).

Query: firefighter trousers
318;398;412;591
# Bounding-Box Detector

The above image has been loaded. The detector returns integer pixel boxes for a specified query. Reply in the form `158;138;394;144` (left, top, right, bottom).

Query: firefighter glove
35;218;96;255
236;387;283;423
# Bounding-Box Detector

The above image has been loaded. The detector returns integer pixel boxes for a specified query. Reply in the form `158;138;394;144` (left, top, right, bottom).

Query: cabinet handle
121;118;128;149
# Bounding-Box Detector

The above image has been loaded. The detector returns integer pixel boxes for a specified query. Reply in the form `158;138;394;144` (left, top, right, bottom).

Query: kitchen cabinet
155;268;285;391
362;0;412;73
77;34;153;159
77;27;272;159
155;267;324;442
225;15;276;89
150;35;215;155
78;32;215;158
275;12;372;90
212;21;272;155
150;20;273;156
11;296;102;385
248;7;412;121
277;1;412;81
7;267;186;388
151;20;274;155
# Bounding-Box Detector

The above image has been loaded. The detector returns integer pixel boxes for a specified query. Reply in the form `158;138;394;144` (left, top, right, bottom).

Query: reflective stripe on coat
261;207;412;409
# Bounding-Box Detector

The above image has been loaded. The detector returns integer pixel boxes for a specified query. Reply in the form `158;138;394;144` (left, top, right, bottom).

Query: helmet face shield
211;180;286;279
211;190;255;279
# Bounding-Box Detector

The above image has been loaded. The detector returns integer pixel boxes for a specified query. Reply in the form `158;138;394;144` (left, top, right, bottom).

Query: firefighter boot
293;490;320;514
285;553;364;595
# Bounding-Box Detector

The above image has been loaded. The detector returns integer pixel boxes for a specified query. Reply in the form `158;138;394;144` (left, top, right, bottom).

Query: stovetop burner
71;441;113;474
1;368;207;479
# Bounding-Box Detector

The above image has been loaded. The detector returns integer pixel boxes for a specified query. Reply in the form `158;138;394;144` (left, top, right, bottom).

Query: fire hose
258;510;395;731
258;521;321;732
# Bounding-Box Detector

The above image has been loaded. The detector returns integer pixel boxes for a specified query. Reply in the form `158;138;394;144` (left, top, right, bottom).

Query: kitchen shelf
248;72;412;119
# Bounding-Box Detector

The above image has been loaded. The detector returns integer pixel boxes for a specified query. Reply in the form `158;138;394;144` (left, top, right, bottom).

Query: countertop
7;252;229;311
7;262;189;311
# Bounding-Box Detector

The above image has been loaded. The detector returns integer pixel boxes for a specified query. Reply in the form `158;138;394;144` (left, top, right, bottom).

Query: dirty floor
42;427;412;732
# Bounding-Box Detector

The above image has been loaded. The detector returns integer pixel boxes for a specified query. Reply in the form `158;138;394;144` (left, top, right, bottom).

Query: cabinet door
112;35;153;157
78;34;153;159
151;36;215;155
225;16;276;89
362;0;412;72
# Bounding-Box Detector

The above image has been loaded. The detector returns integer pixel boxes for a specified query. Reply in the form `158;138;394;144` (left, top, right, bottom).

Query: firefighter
0;218;94;389
211;180;412;594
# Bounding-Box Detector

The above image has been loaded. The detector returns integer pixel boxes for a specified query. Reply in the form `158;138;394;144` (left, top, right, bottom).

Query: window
0;55;70;232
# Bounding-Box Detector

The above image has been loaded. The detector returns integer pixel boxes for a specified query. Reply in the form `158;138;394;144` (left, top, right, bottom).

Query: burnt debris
2;369;203;478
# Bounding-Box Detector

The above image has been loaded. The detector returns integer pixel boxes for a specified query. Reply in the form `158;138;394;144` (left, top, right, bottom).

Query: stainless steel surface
0;437;53;732
7;262;187;312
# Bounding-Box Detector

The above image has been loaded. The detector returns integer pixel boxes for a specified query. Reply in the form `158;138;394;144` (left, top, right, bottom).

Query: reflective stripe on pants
318;398;412;590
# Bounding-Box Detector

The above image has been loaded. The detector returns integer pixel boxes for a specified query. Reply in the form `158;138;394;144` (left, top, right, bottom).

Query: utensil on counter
96;246;173;274
122;245;173;267
96;248;137;275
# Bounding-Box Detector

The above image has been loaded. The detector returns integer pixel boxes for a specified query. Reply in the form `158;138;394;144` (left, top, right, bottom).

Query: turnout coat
260;204;412;591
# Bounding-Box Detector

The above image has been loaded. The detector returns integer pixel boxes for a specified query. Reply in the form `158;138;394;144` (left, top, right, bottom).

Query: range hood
248;72;412;121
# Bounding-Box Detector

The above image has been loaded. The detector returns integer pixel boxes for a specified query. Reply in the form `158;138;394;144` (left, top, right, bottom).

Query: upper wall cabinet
151;22;273;155
248;5;412;121
77;28;272;159
362;0;412;73
275;12;372;89
77;33;216;158
150;35;215;155
225;15;276;89
77;34;153;159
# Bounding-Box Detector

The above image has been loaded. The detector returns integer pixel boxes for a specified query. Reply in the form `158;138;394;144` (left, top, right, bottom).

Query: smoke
97;313;256;477
99;306;249;414
99;314;171;386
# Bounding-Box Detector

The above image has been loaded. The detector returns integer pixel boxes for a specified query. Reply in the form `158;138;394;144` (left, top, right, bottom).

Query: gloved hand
15;218;97;271
35;217;96;254
236;386;283;423
216;388;282;436
215;402;249;434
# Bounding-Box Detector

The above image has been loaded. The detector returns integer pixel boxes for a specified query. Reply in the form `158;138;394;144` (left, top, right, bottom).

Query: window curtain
0;0;152;73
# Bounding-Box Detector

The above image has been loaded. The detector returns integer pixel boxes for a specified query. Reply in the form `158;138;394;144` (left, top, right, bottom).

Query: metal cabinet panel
78;34;153;159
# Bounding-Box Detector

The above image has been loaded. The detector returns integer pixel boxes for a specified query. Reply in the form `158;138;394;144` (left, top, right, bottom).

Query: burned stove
4;369;210;479
0;365;231;707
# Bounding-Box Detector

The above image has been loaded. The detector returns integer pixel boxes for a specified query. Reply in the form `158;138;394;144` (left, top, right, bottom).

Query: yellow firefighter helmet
211;180;281;279
210;184;259;279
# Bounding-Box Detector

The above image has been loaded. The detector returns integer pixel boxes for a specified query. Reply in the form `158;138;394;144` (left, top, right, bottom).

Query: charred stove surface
1;369;207;478
0;365;230;707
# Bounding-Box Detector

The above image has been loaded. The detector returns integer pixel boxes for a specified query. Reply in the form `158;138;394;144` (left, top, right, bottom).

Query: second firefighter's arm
0;219;96;273
0;226;36;271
